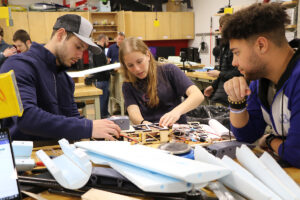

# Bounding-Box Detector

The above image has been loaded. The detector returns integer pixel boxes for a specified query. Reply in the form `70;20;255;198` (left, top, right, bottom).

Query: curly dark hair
222;3;290;46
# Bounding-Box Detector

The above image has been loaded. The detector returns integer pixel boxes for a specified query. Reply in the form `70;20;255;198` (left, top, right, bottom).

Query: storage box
166;1;181;12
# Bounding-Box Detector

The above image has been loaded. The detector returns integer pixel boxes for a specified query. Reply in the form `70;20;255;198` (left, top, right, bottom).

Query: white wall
189;0;259;67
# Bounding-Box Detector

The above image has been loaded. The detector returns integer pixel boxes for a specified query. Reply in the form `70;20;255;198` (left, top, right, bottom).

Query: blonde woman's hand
159;110;181;127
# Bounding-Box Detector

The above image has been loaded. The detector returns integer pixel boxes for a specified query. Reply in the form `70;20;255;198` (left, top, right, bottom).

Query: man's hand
159;110;181;127
224;76;251;101
92;119;121;140
3;47;17;57
207;70;220;78
258;134;270;149
204;86;214;97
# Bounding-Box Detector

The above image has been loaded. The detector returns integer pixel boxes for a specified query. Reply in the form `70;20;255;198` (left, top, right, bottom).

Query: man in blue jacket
222;3;300;168
0;14;121;141
0;26;17;67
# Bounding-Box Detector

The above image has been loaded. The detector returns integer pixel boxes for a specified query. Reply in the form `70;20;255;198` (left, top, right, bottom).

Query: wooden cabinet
145;12;171;40
124;11;194;41
2;11;90;44
1;12;29;44
181;12;194;39
90;12;125;42
28;12;47;44
2;11;194;44
170;12;194;39
124;12;146;40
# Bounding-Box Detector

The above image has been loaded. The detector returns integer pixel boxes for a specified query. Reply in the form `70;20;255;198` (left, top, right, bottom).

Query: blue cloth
122;64;194;124
231;49;300;168
95;80;110;118
107;43;119;64
0;42;92;141
0;39;10;66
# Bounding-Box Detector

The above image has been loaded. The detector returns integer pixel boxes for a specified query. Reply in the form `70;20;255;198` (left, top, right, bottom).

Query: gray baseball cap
53;14;101;54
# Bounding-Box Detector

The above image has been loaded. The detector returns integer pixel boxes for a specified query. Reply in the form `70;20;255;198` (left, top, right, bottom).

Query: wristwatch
265;134;280;151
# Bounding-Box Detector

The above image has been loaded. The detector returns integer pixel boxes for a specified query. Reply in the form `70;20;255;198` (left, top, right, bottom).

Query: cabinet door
145;12;170;40
170;12;182;39
181;12;194;39
125;12;145;40
28;12;47;44
44;12;61;42
170;12;194;39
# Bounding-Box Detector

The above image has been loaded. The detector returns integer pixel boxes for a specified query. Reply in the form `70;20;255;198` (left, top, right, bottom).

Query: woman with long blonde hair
120;37;204;127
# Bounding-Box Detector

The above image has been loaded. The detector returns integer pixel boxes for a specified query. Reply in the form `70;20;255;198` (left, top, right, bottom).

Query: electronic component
205;141;255;159
108;116;130;130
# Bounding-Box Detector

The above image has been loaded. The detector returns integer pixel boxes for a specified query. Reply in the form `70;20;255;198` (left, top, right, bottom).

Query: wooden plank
74;85;102;97
186;72;216;81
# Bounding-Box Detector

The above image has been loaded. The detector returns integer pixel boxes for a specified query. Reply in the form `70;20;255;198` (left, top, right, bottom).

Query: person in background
120;37;204;127
88;34;111;118
0;14;120;141
107;31;125;64
223;3;300;168
204;14;242;106
13;29;32;53
107;32;125;115
0;26;17;67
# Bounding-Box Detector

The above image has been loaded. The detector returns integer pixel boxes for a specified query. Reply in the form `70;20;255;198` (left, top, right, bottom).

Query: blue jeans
95;80;110;118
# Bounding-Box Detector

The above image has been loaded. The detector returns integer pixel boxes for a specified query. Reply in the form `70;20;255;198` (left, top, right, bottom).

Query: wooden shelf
90;12;117;15
93;31;118;33
93;25;118;27
285;24;297;31
214;13;225;16
281;1;298;8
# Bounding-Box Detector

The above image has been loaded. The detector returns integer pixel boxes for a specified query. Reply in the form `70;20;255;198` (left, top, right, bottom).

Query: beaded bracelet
228;96;247;109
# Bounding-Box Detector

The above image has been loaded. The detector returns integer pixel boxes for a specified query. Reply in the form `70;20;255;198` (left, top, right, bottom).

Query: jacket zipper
52;73;57;98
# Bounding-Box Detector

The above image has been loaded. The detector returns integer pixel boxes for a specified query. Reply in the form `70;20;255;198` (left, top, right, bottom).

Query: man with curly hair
222;3;300;168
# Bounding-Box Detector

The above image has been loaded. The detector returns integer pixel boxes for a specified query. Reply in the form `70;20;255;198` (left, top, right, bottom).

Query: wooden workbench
74;83;102;119
186;72;217;83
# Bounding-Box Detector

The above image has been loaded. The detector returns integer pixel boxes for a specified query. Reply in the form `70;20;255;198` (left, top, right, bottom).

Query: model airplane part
122;123;171;144
236;145;298;200
259;152;300;197
36;139;92;190
12;141;33;158
221;156;281;200
194;145;281;200
85;151;193;193
67;63;120;78
12;141;35;172
208;119;231;137
75;141;231;184
15;158;35;172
